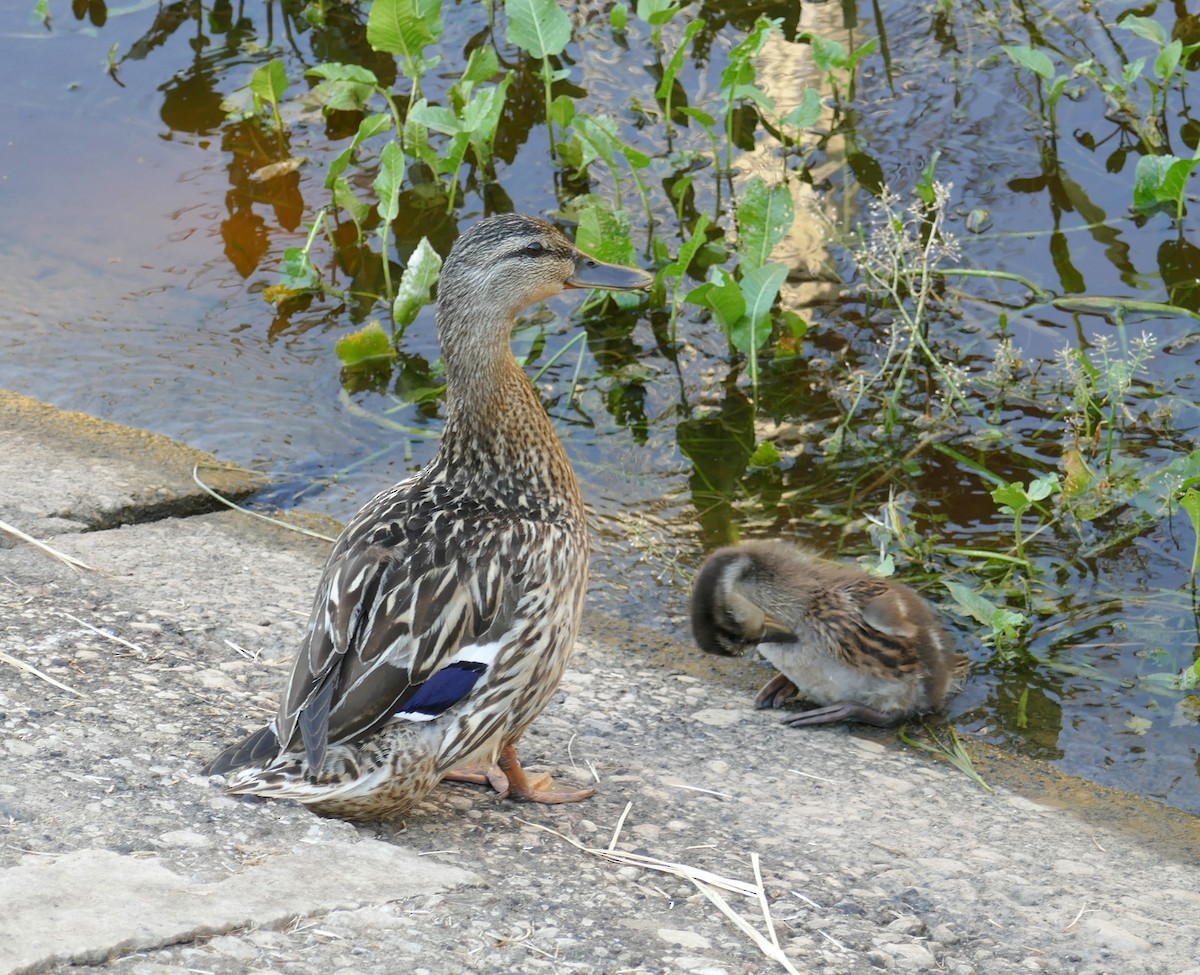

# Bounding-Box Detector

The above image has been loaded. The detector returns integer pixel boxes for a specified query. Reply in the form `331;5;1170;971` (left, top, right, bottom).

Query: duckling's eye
524;242;545;257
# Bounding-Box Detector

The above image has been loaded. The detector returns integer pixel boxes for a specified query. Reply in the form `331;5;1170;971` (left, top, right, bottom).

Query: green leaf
336;321;395;367
250;58;289;106
575;203;637;266
306;62;379;85
991;481;1031;516
656;19;703;100
1118;14;1168;48
781;87;822;130
325;112;393;189
374;140;406;223
1133;153;1199;214
368;0;443;60
737;177;795;273
505;0;571;58
729;262;787;354
278;245;320;291
1002;44;1054;82
636;0;679;26
1154;39;1182;83
748;440;782;468
331;178;370;227
610;2;628;30
661;213;710;281
687;268;745;331
463;77;511;168
677;105;717;129
943;581;1026;638
721;17;781;93
460;46;500;84
1026;474;1060;503
807;35;847;72
392;237;443;331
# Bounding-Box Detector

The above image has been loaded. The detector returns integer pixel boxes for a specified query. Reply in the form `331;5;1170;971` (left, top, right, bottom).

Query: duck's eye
524;242;545;257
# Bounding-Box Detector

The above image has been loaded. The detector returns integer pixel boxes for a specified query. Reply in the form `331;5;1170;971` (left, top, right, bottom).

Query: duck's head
436;213;653;330
690;546;799;657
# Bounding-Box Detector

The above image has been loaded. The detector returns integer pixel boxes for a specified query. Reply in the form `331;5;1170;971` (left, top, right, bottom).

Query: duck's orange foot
445;746;594;804
499;744;595;804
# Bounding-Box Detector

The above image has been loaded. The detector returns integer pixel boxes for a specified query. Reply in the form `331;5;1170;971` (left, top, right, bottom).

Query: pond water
3;0;1199;817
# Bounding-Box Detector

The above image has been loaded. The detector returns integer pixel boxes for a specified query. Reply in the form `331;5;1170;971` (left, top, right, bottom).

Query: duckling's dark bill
566;255;654;291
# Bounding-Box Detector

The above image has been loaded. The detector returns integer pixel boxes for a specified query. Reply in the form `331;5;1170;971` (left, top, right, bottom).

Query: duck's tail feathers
203;723;281;776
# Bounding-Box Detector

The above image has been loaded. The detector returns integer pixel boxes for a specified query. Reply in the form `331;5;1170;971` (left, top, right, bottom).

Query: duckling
204;213;653;819
690;540;967;726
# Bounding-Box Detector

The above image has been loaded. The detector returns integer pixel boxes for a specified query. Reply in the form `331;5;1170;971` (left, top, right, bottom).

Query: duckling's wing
279;523;510;772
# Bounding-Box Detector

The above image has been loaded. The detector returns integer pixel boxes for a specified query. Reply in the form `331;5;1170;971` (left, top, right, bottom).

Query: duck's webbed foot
495;744;595;804
444;762;510;793
780;701;901;728
753;672;800;710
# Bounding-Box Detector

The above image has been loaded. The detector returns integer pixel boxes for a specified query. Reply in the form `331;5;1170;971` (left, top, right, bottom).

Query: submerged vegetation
31;0;1200;810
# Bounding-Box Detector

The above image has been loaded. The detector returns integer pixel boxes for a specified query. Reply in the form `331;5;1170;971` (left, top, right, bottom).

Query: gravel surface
2;391;1198;975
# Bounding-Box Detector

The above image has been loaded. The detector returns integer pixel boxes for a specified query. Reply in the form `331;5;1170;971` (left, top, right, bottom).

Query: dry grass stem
224;639;261;660
665;782;735;799
192;464;337;543
0;519;100;573
60;611;148;657
519;813;802;975
0;648;86;698
787;768;837;784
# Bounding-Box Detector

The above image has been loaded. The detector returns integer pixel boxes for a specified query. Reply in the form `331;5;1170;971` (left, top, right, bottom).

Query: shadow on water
2;0;1199;818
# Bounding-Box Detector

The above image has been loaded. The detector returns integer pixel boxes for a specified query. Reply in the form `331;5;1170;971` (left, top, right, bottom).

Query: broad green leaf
991;481;1031;516
407;101;462;135
460;46;500;84
367;0;443;59
808;35;846;72
325;112;393;189
737;178;794;273
463;77;512;167
306;62;379;85
331;178;370;227
1002;44;1054;82
278;246;319;290
393;237;443;330
1026;474;1060;503
729;262;787;354
687;268;745;332
1181;488;1200;575
374;140;406;223
943;581;1026;637
677;105;717;129
575;204;637;266
661;213;710;281
781;87;822;129
336;321;395;367
610;2;628;30
748;440;782;468
505;0;571;58
844;35;878;71
1133;153;1199;214
636;0;678;26
250;58;289;105
656;19;702;100
721;17;781;92
1154;39;1182;83
1118;14;1167;47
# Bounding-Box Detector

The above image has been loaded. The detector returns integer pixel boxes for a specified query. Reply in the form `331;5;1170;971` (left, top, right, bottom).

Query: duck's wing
276;506;513;774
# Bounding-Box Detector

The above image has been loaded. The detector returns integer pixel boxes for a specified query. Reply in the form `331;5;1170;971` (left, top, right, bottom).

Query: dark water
2;0;1199;816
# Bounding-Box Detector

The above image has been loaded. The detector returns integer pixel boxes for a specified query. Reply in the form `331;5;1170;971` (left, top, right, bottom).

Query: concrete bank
1;389;1198;975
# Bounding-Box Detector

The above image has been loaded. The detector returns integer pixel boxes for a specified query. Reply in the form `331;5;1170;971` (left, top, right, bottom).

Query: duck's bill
566;255;654;291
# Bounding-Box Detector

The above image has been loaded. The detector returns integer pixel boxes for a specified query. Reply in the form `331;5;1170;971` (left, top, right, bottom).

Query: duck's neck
438;323;583;514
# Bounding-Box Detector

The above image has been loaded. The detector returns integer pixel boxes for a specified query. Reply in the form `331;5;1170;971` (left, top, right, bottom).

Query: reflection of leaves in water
677;387;754;544
1157;237;1200;311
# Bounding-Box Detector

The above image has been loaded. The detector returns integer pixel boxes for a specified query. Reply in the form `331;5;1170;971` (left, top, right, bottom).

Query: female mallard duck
690;541;967;726
205;214;652;819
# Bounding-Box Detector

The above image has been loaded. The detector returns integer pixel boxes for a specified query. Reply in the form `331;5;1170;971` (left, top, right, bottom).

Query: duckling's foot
496;744;595;805
781;702;900;727
753;672;800;710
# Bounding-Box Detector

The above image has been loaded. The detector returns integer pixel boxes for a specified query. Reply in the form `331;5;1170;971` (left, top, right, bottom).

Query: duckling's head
435;214;653;341
690;547;775;656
